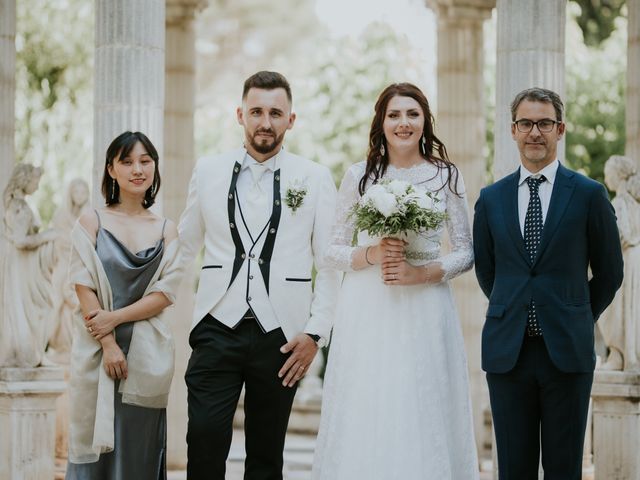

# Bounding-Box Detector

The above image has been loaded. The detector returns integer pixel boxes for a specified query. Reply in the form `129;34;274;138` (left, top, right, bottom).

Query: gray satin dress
66;215;167;480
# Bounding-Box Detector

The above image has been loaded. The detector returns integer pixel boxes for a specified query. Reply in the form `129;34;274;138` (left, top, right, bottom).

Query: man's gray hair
510;87;564;122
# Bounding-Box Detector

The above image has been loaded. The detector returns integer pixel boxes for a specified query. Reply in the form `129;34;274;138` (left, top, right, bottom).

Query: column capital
166;0;208;27
426;0;495;22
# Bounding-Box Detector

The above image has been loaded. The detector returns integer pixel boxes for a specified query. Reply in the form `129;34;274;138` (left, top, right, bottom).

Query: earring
111;180;115;199
420;135;426;155
380;141;386;157
151;183;156;196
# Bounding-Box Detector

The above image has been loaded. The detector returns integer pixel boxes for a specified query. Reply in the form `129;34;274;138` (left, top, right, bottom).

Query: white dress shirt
235;150;278;230
517;159;559;236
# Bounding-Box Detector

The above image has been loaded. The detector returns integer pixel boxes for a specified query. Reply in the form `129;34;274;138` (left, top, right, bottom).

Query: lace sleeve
324;165;362;272
439;169;474;282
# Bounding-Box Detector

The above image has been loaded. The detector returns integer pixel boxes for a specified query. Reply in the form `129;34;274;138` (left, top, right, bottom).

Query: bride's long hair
358;83;460;196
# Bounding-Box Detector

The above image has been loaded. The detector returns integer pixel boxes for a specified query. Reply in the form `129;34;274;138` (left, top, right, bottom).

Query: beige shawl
67;222;183;463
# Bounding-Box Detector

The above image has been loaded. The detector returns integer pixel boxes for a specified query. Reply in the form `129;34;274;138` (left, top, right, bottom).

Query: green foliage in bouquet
349;180;448;244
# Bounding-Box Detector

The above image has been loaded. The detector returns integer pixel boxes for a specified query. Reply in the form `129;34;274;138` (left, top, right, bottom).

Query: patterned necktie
524;175;545;336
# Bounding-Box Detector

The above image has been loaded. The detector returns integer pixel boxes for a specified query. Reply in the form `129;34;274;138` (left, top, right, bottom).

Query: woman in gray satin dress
66;131;179;480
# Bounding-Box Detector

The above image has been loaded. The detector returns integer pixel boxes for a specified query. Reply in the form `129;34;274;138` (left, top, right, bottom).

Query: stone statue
0;163;57;367
600;155;640;371
47;178;91;362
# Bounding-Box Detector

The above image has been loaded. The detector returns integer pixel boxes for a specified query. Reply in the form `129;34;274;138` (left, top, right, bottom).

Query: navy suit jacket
473;163;623;374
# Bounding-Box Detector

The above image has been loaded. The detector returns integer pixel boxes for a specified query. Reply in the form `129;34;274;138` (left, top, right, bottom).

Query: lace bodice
325;161;473;282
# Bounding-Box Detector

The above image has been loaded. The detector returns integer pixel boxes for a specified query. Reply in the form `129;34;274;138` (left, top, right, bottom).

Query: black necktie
524;176;545;336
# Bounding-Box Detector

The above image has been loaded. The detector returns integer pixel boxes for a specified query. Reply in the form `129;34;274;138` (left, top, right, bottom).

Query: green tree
564;7;626;185
15;0;94;223
570;0;626;47
289;22;425;184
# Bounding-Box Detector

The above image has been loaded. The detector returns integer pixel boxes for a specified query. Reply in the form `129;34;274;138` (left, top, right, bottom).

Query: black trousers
487;335;593;480
185;314;297;480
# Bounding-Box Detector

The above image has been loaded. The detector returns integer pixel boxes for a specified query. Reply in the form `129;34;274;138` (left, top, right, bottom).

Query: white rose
386;179;409;196
416;191;435;211
362;184;386;205
371;191;399;217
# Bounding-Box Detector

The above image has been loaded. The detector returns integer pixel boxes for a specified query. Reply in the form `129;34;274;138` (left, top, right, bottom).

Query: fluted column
426;0;495;460
494;0;565;178
164;0;207;469
0;0;15;221
93;0;165;206
627;0;640;163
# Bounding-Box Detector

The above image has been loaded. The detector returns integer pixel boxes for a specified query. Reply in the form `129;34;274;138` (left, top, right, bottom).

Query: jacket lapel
500;169;530;265
534;163;576;266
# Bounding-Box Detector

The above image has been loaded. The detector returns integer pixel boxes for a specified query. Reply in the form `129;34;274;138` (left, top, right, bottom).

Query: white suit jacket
178;148;339;342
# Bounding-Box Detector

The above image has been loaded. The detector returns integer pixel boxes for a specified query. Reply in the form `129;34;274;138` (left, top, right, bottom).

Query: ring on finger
88;326;93;333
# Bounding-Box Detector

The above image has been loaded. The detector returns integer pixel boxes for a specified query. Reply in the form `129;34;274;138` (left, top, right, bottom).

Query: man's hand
278;333;319;388
102;342;128;380
85;309;120;340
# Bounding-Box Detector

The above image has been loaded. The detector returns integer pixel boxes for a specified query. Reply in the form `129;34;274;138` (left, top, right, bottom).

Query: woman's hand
85;309;120;340
368;237;406;265
382;260;445;286
102;343;128;380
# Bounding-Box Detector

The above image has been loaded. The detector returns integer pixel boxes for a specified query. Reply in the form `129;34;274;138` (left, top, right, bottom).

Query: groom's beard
249;128;285;155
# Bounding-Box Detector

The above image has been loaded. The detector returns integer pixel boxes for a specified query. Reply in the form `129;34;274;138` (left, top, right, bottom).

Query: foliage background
13;0;629;223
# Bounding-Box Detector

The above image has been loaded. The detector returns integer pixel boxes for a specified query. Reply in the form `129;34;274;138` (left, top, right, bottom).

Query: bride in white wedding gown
312;83;479;480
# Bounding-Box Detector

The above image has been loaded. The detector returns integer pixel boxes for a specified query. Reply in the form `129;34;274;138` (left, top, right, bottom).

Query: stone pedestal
627;0;640;164
0;367;66;480
494;0;565;178
592;370;640;480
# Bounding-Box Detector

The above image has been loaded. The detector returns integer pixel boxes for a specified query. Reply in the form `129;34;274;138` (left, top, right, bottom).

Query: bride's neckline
387;161;433;171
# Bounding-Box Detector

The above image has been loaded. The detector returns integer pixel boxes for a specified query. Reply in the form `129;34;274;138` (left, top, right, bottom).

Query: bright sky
314;0;437;94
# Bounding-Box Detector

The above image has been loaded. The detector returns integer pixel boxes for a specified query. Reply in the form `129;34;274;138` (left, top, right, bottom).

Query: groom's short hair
242;71;292;103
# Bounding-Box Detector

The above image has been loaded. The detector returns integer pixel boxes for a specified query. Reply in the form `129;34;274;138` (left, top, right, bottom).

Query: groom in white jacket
178;71;339;479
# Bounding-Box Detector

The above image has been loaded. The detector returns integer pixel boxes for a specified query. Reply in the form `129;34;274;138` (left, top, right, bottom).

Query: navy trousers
487;335;593;480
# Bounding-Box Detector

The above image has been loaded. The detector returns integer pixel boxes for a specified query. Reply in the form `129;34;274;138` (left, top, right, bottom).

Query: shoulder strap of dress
94;209;101;228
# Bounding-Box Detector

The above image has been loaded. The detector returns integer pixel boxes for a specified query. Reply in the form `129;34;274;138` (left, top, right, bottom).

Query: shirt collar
241;147;281;173
518;159;559;186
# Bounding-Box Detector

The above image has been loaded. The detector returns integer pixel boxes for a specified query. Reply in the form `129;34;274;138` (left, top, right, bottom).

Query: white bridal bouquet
350;179;447;242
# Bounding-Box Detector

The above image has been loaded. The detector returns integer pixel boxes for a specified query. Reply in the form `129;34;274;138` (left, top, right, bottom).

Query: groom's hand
279;334;319;387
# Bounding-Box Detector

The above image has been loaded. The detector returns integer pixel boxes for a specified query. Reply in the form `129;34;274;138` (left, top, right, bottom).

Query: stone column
0;0;15;219
93;0;165;206
494;0;565;178
164;0;207;469
627;0;640;163
0;368;66;480
426;0;495;461
592;370;640;479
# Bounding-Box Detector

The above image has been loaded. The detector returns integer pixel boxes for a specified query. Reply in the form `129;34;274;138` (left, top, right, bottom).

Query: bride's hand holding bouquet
349;179;447;285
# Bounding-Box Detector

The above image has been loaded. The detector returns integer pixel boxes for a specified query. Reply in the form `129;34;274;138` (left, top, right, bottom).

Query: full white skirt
312;266;479;480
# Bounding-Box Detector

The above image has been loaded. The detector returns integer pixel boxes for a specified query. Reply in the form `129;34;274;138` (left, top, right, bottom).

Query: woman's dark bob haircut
101;131;161;208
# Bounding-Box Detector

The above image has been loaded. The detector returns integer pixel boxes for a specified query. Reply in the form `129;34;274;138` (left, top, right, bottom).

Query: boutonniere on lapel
285;179;308;213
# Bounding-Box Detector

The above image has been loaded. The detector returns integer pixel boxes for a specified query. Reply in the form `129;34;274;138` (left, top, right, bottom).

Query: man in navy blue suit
473;87;624;479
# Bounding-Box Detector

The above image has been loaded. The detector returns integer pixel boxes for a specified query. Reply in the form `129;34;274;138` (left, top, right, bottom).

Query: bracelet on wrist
365;246;374;266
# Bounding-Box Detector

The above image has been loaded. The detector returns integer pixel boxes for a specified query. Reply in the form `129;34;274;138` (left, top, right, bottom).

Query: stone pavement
167;428;495;480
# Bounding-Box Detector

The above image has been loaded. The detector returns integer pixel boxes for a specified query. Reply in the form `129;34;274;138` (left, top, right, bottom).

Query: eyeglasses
513;118;560;133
